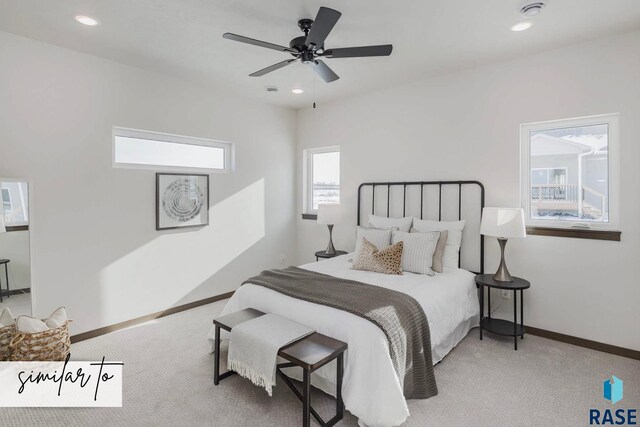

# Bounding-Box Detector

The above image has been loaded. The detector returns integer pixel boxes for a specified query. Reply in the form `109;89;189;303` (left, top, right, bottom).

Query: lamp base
325;224;336;255
493;238;514;282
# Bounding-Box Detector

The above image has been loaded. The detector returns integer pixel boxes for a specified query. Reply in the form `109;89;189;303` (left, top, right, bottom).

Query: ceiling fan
222;7;393;83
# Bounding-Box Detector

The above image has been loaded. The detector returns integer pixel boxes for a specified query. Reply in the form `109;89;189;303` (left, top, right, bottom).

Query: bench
213;308;347;427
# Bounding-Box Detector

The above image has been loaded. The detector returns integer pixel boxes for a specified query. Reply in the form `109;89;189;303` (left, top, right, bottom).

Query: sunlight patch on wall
98;179;265;322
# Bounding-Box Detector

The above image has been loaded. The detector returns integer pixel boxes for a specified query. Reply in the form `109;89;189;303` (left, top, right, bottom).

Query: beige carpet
1;299;638;427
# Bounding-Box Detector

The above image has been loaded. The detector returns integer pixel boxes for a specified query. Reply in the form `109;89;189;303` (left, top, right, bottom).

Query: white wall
0;31;297;334
0;230;30;290
296;32;640;351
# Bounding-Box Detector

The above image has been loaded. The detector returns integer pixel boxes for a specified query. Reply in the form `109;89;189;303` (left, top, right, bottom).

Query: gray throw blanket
243;267;437;399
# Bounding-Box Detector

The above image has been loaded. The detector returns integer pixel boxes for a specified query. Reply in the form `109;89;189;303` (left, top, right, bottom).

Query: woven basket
9;321;72;362
0;324;16;361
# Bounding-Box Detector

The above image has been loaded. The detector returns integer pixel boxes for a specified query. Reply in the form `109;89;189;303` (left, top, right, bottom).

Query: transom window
520;114;619;230
113;127;234;173
303;146;340;214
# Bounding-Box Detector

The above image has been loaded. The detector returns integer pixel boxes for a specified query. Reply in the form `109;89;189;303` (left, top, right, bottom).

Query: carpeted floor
1;299;638;427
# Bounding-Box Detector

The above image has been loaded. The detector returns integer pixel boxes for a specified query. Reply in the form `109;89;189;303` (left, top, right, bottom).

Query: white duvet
207;254;479;427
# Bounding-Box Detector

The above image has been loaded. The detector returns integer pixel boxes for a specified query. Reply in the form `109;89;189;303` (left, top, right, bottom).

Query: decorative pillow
392;230;439;275
368;214;413;232
16;316;48;333
411;229;448;273
412;219;465;269
45;307;68;329
352;238;403;275
15;307;68;333
354;226;393;258
0;307;14;327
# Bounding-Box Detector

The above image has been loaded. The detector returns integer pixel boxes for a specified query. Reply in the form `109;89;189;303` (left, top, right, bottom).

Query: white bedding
207;254;479;427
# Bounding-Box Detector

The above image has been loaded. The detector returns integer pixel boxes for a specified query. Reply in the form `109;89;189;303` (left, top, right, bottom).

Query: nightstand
315;250;348;261
475;274;530;350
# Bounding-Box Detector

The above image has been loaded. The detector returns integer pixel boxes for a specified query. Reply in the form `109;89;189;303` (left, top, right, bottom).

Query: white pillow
392;230;439;275
368;214;413;232
354;227;393;258
412;218;466;269
0;307;14;327
46;307;68;329
16;316;49;333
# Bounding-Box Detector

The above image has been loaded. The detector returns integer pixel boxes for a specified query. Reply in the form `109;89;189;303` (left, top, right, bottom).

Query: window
113;127;234;172
520;114;619;231
1;188;11;212
1;181;29;227
303;146;340;215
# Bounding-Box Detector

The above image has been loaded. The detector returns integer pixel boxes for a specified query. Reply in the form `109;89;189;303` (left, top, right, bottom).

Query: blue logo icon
604;375;624;404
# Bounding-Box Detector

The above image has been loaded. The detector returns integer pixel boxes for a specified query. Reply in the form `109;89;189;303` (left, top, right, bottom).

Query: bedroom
0;0;638;426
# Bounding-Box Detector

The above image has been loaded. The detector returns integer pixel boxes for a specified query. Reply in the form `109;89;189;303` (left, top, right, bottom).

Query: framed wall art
156;173;209;230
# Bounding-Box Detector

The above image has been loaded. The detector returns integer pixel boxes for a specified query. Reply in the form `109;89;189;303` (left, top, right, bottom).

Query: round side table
315;250;348;261
475;274;530;350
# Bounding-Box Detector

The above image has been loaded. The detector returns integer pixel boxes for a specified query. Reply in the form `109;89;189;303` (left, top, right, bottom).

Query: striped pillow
392;230;440;276
354;226;393;258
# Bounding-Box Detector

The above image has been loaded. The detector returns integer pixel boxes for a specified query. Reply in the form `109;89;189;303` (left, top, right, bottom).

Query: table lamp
480;207;526;282
317;203;342;256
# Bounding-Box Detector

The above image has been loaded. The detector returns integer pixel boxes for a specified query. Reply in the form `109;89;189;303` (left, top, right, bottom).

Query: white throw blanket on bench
228;313;314;396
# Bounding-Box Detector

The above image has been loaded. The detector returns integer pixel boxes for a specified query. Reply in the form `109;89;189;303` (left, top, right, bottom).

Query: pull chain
313;70;316;109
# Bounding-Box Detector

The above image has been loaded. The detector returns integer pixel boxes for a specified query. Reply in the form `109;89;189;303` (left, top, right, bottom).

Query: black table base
476;274;530;351
0;260;10;303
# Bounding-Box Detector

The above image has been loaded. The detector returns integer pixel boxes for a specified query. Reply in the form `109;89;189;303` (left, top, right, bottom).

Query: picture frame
156;173;209;230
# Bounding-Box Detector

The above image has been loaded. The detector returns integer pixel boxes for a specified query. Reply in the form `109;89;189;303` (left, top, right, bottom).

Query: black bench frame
213;310;346;427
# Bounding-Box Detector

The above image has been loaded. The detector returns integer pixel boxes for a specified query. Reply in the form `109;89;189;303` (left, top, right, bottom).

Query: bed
208;181;485;427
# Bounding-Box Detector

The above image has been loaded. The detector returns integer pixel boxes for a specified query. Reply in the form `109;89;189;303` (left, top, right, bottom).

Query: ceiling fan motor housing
289;35;309;52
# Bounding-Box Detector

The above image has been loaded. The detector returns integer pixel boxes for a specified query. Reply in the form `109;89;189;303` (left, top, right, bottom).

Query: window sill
526;226;620;241
301;213;318;220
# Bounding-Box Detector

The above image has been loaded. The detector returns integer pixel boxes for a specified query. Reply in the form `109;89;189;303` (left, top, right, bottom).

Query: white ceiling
1;0;639;109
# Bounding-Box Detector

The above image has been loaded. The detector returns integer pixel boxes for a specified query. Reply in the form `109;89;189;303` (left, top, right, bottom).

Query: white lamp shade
317;203;342;225
480;207;526;238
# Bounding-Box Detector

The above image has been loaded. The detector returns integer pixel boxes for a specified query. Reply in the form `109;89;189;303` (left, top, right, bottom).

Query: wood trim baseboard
526;226;621;241
69;291;639;361
71;291;235;343
526;326;639;360
2;287;31;297
5;225;29;232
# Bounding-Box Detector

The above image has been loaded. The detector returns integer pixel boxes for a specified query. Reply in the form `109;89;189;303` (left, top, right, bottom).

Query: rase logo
589;375;637;425
604;376;624;404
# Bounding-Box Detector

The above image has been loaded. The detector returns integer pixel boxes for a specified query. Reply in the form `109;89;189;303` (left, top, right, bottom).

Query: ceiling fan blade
223;33;297;53
311;60;339;83
324;44;393;58
249;59;297;77
305;7;341;49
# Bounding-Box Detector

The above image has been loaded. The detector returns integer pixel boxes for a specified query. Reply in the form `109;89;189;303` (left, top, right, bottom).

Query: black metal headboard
357;180;485;274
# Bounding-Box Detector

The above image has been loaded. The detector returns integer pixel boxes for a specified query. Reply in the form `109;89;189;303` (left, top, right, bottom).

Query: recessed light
511;21;533;32
292;88;304;94
75;15;100;26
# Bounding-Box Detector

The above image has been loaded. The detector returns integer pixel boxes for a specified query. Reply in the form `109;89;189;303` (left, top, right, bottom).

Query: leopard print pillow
352;238;403;275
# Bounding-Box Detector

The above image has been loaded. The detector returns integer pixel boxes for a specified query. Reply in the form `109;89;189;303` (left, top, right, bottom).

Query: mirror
0;180;31;317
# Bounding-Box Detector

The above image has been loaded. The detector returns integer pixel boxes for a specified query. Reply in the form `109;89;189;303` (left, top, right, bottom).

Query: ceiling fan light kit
222;6;393;84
